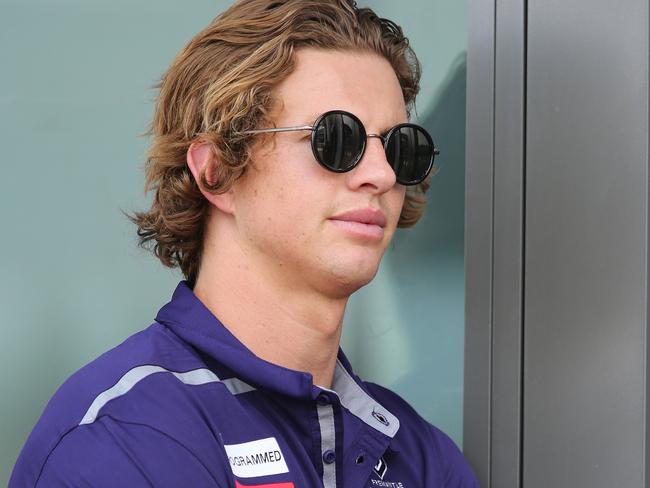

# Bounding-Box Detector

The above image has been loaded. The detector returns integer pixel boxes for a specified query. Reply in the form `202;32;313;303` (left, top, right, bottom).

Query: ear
186;142;235;215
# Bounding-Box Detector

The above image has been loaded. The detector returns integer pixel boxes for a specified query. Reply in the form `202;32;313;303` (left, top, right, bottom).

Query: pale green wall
0;0;466;483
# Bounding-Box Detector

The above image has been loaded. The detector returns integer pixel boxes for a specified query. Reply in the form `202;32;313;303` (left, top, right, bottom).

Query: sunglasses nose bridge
350;133;397;189
365;133;396;172
366;133;386;145
365;133;389;161
364;133;390;163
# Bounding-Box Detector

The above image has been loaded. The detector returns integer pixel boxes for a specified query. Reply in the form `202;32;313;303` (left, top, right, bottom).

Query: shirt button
323;449;336;464
316;393;330;406
355;452;366;465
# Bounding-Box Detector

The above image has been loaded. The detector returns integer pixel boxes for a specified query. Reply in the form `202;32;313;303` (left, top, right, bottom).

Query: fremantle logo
371;456;406;487
371;481;405;488
374;456;388;479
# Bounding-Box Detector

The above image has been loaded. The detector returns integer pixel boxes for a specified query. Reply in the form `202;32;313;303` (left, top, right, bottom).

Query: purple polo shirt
10;281;479;487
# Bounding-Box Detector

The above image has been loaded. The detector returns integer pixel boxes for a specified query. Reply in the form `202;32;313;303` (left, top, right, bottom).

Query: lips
329;208;387;228
328;208;387;240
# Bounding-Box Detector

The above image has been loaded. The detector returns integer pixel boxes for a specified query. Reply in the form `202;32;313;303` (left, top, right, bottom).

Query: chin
312;247;385;297
326;263;380;298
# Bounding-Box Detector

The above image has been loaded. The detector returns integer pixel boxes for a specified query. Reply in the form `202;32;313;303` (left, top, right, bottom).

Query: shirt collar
155;281;400;439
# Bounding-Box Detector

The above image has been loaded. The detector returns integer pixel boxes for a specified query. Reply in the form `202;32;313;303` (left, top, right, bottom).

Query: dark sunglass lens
313;113;364;171
386;125;434;185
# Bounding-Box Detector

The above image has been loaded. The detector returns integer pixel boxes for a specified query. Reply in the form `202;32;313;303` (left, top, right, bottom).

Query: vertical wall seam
519;0;528;487
641;4;650;487
489;0;497;486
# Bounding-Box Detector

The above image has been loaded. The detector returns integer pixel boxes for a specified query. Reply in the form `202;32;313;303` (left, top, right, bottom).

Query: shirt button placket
316;392;337;488
317;393;330;406
323;449;336;464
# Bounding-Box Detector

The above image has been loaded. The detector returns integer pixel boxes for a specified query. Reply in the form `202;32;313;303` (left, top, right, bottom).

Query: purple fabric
10;281;479;487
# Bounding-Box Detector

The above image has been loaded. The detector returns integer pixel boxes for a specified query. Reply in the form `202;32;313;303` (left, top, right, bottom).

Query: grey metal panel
524;1;648;487
466;0;527;485
464;0;495;484
492;0;525;486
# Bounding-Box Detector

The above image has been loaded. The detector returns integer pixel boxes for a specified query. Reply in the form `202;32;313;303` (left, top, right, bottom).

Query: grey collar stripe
79;365;255;426
222;377;256;395
317;403;337;488
332;360;400;438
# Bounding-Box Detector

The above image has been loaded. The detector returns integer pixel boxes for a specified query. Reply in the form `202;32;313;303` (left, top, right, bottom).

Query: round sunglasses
242;110;439;186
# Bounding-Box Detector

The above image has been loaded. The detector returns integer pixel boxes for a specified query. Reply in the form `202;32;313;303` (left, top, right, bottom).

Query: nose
345;136;397;193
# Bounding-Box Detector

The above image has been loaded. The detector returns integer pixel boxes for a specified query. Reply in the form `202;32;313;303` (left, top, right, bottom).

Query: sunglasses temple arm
241;125;314;135
240;125;440;156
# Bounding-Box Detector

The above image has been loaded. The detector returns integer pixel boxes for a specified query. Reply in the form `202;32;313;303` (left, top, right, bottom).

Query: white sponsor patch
224;437;289;478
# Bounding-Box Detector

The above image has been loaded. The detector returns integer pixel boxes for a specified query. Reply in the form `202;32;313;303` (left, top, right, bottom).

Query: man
11;1;479;486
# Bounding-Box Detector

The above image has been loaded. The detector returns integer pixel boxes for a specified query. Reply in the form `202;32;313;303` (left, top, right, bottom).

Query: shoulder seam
106;415;223;484
34;423;80;487
35;414;223;487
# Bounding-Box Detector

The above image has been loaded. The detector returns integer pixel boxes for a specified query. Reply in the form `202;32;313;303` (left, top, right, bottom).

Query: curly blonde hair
130;0;429;285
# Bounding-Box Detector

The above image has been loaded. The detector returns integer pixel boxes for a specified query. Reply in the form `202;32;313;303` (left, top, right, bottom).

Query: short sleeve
36;415;230;488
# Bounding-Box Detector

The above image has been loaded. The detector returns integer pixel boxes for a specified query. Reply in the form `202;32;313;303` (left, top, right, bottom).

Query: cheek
239;142;337;242
389;187;407;224
243;177;318;245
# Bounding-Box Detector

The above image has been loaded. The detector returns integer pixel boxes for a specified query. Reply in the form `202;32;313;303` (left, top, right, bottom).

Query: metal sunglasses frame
240;109;440;185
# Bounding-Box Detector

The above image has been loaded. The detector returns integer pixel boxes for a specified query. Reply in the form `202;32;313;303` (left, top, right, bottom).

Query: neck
193;217;349;389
